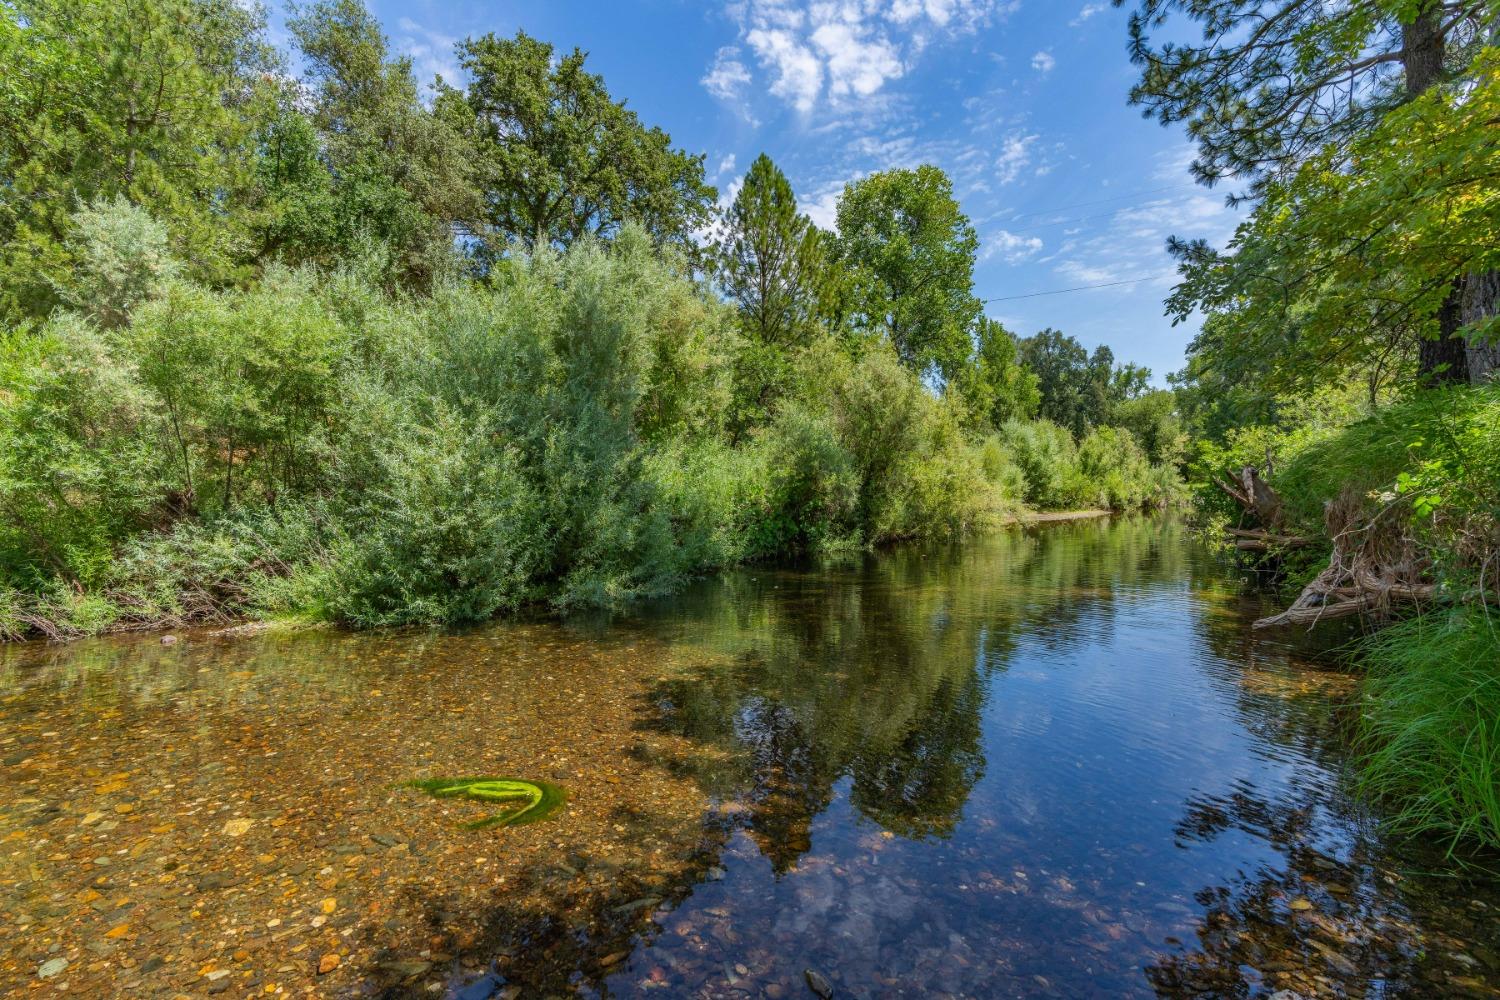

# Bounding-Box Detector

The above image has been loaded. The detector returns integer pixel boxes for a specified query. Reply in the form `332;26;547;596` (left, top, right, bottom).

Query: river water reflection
2;516;1498;998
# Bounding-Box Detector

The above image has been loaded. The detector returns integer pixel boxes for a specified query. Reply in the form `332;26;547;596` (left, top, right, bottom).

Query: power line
981;274;1171;302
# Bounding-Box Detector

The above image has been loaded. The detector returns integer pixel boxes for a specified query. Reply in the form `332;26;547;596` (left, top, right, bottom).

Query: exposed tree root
1254;489;1434;630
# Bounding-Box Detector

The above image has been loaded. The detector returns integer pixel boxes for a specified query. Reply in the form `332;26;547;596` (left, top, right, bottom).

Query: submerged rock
804;968;833;998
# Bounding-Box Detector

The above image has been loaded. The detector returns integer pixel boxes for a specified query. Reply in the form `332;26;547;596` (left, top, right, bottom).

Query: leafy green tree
1171;51;1500;400
1019;330;1090;435
1019;330;1148;436
1118;0;1495;382
283;0;479;287
1110;389;1186;466
0;0;273;321
834;166;981;381
953;317;1040;429
445;30;715;260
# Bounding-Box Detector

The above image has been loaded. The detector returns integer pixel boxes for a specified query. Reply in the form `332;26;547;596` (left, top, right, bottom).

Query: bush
328;409;544;627
643;439;764;571
997;419;1081;508
978;435;1028;509
56;196;180;328
1078;425;1152;510
0;316;169;589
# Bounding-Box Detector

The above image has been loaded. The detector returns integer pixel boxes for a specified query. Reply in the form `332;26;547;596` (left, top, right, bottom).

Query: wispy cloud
1046;150;1241;291
995;132;1038;184
982;228;1044;263
1070;3;1107;27
1030;50;1055;73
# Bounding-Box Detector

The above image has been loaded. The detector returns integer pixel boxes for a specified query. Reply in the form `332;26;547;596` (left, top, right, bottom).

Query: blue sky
273;0;1242;382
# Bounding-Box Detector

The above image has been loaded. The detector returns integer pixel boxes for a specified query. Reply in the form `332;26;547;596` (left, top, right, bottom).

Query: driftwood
1224;527;1313;548
1211;460;1438;631
1254;490;1435;630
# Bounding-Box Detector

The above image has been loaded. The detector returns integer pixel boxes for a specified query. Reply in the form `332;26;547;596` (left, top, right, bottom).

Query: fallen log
1224;528;1314;547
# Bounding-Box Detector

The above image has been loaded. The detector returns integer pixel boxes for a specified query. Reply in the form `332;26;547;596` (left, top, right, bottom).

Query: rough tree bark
1404;4;1472;384
1463;268;1500;384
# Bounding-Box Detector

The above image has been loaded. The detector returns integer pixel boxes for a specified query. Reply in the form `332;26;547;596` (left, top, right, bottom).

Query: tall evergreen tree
716;154;828;348
0;0;274;321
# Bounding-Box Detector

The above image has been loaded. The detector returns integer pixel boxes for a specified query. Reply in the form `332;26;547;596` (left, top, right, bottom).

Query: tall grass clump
1356;608;1500;853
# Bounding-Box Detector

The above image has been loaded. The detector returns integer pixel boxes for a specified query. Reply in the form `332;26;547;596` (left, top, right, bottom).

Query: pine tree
716;154;828;348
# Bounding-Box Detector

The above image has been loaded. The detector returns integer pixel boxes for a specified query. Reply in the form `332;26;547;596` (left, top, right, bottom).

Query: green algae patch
406;777;567;829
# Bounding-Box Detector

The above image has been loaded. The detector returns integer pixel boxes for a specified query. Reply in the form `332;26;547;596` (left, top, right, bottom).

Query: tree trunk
1420;279;1472;385
1401;6;1445;94
1404;6;1472;384
1462;269;1500;385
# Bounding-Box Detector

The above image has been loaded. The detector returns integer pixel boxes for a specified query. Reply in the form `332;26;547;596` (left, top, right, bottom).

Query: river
1;516;1497;998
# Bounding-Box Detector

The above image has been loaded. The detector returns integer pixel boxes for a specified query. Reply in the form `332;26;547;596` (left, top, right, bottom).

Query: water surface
2;517;1497;998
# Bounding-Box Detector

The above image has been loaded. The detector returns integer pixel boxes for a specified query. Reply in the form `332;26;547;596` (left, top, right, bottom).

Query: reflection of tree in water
638;515;1194;869
1139;535;1490;998
1141;780;1478;999
849;666;988;840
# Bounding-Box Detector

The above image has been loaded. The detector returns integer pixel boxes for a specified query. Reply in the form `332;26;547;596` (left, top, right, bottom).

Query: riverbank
1;508;1129;645
1008;508;1114;524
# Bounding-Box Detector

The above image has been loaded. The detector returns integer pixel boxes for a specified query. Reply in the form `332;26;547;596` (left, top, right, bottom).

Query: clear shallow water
2;516;1498;999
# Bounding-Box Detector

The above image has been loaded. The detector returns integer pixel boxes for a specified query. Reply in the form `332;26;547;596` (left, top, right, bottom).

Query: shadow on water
3;516;1500;999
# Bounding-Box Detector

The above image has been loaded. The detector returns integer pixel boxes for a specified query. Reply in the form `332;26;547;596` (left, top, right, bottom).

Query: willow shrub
2;227;1180;637
325;407;545;627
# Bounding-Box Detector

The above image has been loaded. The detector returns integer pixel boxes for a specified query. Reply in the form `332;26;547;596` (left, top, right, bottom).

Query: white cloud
1070;3;1107;27
811;22;905;99
799;177;854;230
996;132;1038;184
746;28;825;112
714;153;738;179
702;45;754;103
982;228;1044;263
713;0;1013;114
1031;50;1055;73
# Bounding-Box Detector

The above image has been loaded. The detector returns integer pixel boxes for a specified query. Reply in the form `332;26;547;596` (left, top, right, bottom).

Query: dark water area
2;516;1498;999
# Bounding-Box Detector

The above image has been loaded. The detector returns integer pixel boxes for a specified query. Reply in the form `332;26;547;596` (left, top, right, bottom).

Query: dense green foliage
0;216;1178;637
0;1;1185;639
1125;1;1500;851
442;29;715;262
834;166;981;381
